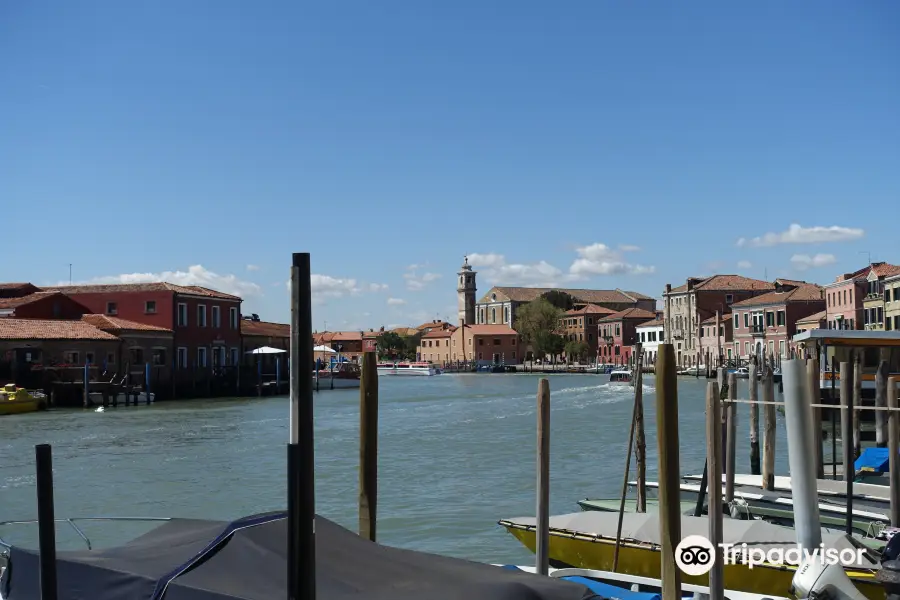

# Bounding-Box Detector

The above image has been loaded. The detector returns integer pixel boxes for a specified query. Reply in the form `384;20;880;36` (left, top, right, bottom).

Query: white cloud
403;265;442;291
285;273;388;304
467;244;653;287
737;224;864;247
68;265;262;298
386;297;406;306
568;243;655;277
737;260;753;269
246;264;260;271
790;253;837;271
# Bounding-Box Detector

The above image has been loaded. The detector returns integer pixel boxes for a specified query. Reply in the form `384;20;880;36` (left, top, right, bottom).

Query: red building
0;291;90;319
597;307;657;365
731;281;825;360
42;283;243;369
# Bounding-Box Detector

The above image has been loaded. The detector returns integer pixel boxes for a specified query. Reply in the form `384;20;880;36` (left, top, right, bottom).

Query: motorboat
314;361;362;389
608;370;632;386
376;361;436;376
0;385;46;416
677;364;706;376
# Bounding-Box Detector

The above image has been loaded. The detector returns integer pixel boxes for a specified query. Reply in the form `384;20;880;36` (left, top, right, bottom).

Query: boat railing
0;516;171;554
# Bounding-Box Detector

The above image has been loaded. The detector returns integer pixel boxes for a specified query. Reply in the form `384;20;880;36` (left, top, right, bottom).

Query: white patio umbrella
246;346;287;354
313;345;336;353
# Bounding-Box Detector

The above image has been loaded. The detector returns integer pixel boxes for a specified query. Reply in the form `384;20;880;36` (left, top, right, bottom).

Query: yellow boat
499;511;883;600
0;384;47;415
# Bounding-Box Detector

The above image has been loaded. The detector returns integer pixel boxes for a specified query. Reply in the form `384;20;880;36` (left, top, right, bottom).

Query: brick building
450;324;520;365
417;327;456;363
597;307;657;365
241;318;290;371
663;275;773;368
699;312;732;364
560;305;615;359
0;291;90;319
42;283;243;371
823;263;900;331
731;281;824;360
81;314;174;371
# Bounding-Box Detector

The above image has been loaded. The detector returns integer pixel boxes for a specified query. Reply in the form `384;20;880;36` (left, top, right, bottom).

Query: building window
659;331;665;342
229;307;239;329
734;314;739;329
197;347;208;368
64;351;80;364
106;302;117;315
178;303;188;327
491;308;496;323
145;300;157;314
211;306;221;328
130;347;145;365
85;352;95;364
106;352;116;366
744;313;750;327
177;347;188;368
152;348;167;366
504;306;509;323
776;310;785;326
615;325;620;336
766;311;775;327
725;294;734;304
198;305;208;327
779;340;786;356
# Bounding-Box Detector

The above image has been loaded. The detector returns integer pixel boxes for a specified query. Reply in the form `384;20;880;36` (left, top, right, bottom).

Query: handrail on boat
0;517;171;553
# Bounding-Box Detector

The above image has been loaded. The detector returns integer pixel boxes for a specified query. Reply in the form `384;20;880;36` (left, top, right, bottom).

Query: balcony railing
671;329;684;339
865;292;882;301
750;324;766;336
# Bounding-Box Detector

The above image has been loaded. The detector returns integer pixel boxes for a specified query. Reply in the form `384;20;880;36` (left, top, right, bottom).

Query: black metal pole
35;444;59;600
288;252;315;600
694;463;708;517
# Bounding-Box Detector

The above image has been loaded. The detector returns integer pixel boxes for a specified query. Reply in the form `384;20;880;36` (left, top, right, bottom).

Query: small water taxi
0;385;47;416
376;361;437;376
607;370;632;386
314;362;362;389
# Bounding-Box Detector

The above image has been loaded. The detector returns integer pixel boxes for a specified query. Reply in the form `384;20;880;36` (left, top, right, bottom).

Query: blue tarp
855;447;891;473
560;576;661;600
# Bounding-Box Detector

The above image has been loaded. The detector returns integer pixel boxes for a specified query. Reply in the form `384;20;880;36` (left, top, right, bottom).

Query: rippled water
0;373;795;564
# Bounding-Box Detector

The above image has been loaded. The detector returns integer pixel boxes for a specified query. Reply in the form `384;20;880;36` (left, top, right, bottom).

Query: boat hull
0;399;41;416
501;525;882;600
314;377;361;389
377;368;434;376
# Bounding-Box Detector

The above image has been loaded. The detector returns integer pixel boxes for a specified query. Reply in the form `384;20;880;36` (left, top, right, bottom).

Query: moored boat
376;361;436;376
0;385;47;416
314;361;362;389
608;370;632;386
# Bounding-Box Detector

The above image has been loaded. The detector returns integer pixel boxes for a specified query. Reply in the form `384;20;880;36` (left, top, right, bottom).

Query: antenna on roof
859;251;871;265
69;264;72;284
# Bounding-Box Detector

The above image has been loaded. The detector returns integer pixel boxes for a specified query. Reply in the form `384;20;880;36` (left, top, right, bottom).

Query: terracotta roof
416;320;452;331
701;313;732;325
0;318;119;341
669;275;773;294
421;327;457;339
241;320;290;338
636;317;665;329
479;286;652;304
0;291;63;310
597;307;658;323
81;314;172;333
564;305;616;316
390;327;420;336
732;283;824;307
871;263;900;279
42;282;242;301
830;262;899;284
796;310;827;325
0;282;39;294
331;331;363;341
460;324;517;334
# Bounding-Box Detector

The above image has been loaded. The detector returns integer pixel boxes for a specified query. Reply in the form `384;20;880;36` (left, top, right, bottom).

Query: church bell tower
457;256;477;326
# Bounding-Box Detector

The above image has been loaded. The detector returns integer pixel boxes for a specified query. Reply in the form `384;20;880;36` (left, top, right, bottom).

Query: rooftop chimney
665;284;671;294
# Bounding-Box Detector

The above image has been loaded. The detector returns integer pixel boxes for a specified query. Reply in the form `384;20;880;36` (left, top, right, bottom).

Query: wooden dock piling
762;369;776;490
634;349;646;513
359;352;378;542
889;376;899;527
748;355;760;475
724;373;737;505
655;345;682;600
807;357;824;478
706;381;724;600
876;359;889;447
536;378;551;576
840;362;854;536
854;354;862;457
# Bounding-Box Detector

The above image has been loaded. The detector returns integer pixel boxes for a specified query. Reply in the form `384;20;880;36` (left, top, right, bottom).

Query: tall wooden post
807;358;824;478
762;370;776;490
853;354;863;457
876;359;889;447
536;378;551;575
889;376;900;527
635;354;647;513
655;345;682;600
840;362;854;535
359;352;378;541
706;381;724;600
748;355;760;475
725;373;737;504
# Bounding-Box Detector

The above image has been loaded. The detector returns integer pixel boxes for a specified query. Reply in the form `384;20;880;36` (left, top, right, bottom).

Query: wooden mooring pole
748;355;760;475
724;373;737;505
655;345;682;600
876;359;889;448
536;378;551;575
889;377;899;527
635;350;646;513
840;362;854;536
359;352;378;541
706;381;724;600
807;357;824;478
762;369;776;490
854;354;863;458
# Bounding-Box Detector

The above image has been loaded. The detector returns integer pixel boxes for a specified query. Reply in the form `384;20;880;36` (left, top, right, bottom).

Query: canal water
0;373;796;565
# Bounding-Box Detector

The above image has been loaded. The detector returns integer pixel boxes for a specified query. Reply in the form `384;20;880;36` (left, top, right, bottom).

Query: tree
375;332;405;359
565;339;590;364
514;298;564;361
402;332;423;360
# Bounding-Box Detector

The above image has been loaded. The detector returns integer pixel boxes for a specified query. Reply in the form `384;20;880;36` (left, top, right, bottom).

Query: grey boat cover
2;512;598;600
500;511;881;570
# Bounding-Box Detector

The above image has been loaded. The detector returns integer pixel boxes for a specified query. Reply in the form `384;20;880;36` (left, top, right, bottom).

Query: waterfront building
731;280;824;360
823;263;900;330
449;324;520;365
241;317;290;371
417;327;456;363
42;283;243;371
560;304;615;360
699;312;732;363
885;273;900;332
634;315;665;365
0;290;91;319
862;264;900;330
662;275;773;368
597;307;657;365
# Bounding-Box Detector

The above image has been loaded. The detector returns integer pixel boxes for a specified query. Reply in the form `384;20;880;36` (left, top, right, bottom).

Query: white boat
376;361;436;376
608;370;632;385
678;364;706;376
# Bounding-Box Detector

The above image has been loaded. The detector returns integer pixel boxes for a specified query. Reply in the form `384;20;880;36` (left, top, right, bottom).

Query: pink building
699;312;732;364
824;264;872;330
731;281;824;360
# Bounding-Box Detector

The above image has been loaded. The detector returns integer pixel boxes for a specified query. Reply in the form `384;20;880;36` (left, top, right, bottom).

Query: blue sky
2;1;898;329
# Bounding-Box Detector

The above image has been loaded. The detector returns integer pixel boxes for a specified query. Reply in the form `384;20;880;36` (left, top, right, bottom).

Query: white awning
246;346;287;355
313;345;337;353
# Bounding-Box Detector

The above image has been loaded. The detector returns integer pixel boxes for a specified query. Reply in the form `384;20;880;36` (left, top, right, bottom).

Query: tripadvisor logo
674;535;867;575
